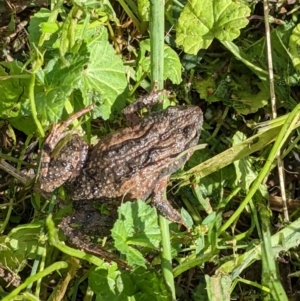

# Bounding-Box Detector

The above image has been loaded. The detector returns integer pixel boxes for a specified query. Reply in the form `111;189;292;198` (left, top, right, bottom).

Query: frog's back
69;106;202;201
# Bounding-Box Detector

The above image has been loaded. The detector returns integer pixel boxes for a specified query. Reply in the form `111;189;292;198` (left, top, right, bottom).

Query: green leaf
82;30;127;119
89;266;137;300
132;267;172;301
111;201;161;267
205;274;231;301
195;75;268;114
33;30;127;123
35;88;69;123
231;81;269;114
0;236;27;272
289;23;300;71
28;8;58;48
176;0;250;54
74;20;109;42
181;207;193;228
194;77;219;102
0;62;29;119
6;222;44;261
195;236;205;255
232;132;257;191
89;266;172;301
138;0;150;21
0;62;38;134
202;212;217;225
136;39;182;84
34;43;90;123
39;22;60;34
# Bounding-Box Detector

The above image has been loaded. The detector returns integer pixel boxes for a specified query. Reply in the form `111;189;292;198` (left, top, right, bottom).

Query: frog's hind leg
151;176;187;227
58;199;130;269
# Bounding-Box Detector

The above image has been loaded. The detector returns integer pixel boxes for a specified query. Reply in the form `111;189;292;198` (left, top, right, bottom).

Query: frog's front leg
39;135;89;192
39;105;93;193
151;177;186;227
123;89;169;125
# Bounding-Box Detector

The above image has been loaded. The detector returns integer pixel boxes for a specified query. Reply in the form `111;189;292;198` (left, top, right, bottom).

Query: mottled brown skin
72;107;201;198
38;95;203;264
40;105;203;225
58;199;129;268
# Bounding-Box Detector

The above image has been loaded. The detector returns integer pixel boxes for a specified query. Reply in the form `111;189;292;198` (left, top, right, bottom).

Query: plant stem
149;0;165;89
29;72;44;137
159;215;176;300
259;203;288;300
149;0;175;298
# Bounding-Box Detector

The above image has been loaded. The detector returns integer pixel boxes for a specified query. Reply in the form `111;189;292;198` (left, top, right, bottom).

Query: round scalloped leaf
81;29;127;120
176;0;250;54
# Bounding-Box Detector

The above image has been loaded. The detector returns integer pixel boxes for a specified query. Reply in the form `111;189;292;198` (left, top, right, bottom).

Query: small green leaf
39;22;60;34
6;222;44;261
232;132;257;191
124;246;147;267
176;0;250;54
89;266;172;300
138;0;150;21
74;20;108;42
111;201;161;267
181;207;193;228
194;77;219;102
202;212;217;226
0;236;26;272
195;236;205;254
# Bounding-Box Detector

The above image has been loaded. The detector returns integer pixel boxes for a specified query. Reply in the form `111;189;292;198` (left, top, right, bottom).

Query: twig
263;0;289;222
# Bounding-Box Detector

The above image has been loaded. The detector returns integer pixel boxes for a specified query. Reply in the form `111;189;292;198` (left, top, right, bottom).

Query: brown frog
39;91;203;229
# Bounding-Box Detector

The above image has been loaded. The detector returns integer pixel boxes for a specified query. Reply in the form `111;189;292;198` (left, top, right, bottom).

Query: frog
39;90;203;241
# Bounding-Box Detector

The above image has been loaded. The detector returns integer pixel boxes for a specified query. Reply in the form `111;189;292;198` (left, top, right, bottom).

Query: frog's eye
182;126;194;136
